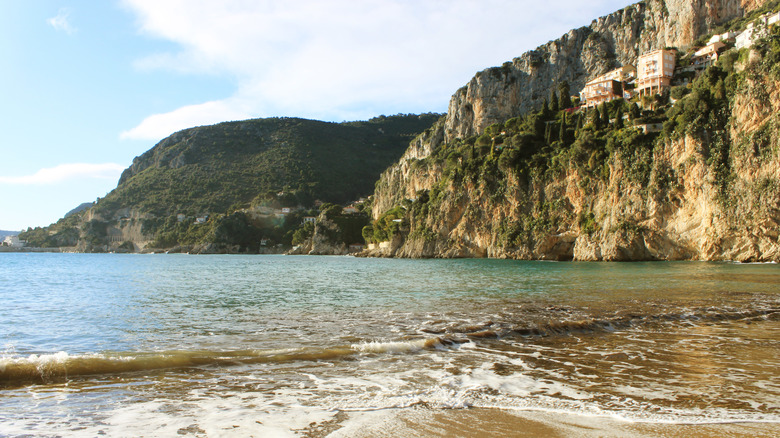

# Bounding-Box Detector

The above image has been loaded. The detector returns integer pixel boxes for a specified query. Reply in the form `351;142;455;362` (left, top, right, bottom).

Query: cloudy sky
0;0;633;231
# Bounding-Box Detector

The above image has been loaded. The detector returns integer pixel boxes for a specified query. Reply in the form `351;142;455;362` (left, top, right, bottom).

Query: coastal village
578;10;780;112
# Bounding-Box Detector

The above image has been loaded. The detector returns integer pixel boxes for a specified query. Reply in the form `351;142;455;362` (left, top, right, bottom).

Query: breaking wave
3;305;777;388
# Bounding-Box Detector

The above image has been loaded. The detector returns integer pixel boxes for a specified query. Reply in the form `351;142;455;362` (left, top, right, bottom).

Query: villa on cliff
579;48;677;107
692;41;726;68
635;49;677;97
579;65;636;108
578;9;780;106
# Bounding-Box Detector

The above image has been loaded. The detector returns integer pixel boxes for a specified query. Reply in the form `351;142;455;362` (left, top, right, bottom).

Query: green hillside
95;114;441;217
18;113;440;251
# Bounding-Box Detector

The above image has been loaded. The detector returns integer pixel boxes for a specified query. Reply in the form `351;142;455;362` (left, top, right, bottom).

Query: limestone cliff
369;0;780;262
444;0;758;142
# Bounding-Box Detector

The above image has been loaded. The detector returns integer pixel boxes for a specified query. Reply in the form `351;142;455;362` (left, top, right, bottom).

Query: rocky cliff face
369;0;779;262
445;0;756;142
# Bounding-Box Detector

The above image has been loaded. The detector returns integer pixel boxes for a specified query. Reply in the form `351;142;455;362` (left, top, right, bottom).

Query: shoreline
331;407;780;438
2;248;778;264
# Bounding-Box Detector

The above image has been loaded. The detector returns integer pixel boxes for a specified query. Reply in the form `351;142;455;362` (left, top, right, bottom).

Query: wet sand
331;407;780;438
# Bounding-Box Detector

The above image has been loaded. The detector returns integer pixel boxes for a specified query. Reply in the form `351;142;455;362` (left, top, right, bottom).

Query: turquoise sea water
1;254;779;436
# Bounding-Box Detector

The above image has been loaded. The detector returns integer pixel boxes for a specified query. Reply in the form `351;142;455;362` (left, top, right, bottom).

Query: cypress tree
590;107;602;130
714;78;726;100
550;89;559;112
541;99;550;119
558;82;572;109
600;103;610;127
559;114;568;145
629;103;641;121
615;107;624;129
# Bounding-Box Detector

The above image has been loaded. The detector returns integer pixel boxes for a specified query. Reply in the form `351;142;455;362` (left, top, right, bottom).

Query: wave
0;338;462;388
443;306;780;339
3;305;777;389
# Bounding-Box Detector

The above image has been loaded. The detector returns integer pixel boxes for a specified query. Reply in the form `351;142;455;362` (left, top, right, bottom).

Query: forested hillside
20;114;439;251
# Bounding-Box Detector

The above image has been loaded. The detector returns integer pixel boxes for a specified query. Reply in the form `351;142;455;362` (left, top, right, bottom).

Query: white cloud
120;100;252;140
0;163;125;185
121;0;634;140
47;8;77;35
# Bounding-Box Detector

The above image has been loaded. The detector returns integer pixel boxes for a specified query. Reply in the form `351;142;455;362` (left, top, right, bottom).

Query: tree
615;107;624;129
590;107;602;130
713;78;726;100
558;82;572;109
541;99;551;119
550;89;559;112
629;103;641;121
600;103;610;127
559;114;570;145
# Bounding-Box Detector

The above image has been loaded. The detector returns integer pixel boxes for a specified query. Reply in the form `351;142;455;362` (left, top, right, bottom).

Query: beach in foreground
334;408;780;438
1;254;778;436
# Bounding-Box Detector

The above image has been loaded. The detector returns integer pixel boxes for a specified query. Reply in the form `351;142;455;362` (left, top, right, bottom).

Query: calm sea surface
1;254;778;436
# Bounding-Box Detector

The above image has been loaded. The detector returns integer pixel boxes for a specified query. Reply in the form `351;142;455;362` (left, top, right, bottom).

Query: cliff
444;0;755;142
368;0;780;262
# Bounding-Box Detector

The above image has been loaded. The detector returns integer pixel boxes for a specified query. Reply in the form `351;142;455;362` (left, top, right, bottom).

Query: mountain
20;114;440;252
0;230;19;239
98;115;441;217
365;0;780;262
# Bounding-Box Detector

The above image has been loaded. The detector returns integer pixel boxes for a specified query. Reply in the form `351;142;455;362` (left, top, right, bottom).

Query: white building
708;31;738;44
3;235;25;248
736;11;780;49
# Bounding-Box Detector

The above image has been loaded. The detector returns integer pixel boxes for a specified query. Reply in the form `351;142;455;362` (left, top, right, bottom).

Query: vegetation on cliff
369;20;780;261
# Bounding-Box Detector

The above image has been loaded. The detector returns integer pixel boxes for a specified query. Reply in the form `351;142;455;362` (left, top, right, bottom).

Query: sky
0;0;634;232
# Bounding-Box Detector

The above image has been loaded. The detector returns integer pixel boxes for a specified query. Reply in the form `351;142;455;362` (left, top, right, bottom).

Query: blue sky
0;0;632;231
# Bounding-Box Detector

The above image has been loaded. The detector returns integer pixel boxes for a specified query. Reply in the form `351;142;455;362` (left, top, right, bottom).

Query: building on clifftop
636;49;676;97
579;65;636;108
691;41;726;69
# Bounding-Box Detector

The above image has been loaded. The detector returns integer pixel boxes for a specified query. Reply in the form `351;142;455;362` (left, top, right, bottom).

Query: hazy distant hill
0;230;19;239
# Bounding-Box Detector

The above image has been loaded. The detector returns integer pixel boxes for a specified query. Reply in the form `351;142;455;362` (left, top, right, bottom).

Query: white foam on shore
351;339;431;354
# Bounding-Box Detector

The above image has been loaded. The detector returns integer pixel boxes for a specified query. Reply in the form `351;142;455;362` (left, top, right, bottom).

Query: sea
1;253;778;437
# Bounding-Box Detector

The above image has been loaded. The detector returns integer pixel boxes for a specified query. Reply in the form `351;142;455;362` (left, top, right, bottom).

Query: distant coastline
0;247;67;253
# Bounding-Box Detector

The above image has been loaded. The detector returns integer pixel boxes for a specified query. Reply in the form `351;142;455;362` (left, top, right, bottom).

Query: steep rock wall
370;0;779;262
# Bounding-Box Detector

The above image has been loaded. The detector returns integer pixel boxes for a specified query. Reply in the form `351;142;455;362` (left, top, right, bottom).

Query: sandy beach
332;407;780;438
